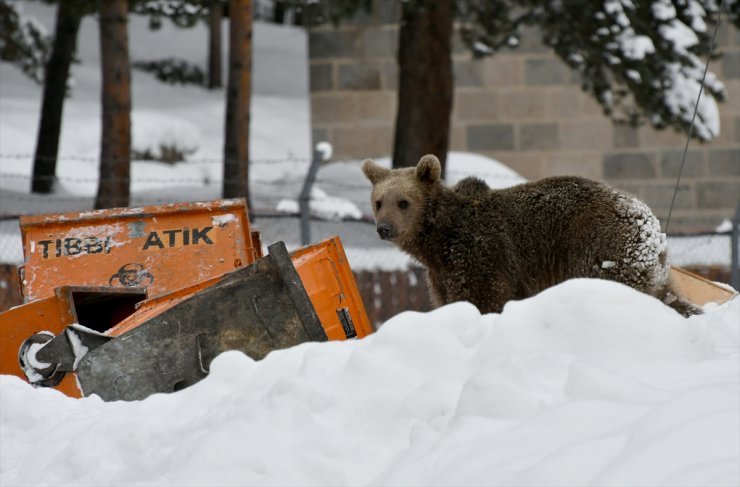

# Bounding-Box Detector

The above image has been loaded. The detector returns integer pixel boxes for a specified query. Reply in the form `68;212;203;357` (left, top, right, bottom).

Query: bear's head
361;154;442;246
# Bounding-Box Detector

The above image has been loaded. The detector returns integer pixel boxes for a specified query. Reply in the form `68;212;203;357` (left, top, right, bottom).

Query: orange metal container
19;199;258;302
0;286;147;397
2;198;372;398
292;237;373;340
108;236;372;341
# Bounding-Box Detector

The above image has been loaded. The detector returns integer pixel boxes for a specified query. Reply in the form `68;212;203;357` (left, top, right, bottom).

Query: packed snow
277;186;364;221
1;279;738;486
0;3;525;265
0;2;733;273
1;4;739;486
614;192;669;286
0;2;313;215
0;1;525;268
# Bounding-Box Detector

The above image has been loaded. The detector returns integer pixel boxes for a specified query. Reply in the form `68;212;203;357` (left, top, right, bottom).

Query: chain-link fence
0;152;528;222
1;155;737;269
2;213;736;271
1;154;738;314
2;211;736;319
0;151;522;271
0;214;411;269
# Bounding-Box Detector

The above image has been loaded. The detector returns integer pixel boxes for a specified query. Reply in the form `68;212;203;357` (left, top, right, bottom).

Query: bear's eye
375;201;382;212
398;200;409;210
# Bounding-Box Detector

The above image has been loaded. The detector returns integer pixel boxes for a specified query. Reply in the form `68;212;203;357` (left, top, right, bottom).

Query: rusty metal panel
19;199;256;302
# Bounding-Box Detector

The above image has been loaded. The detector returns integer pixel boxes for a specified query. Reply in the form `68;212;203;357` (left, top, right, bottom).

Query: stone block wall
308;4;740;231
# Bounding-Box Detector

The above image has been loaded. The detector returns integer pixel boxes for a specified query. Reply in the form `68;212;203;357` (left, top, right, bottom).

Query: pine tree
131;0;223;89
208;0;223;89
96;0;132;209
31;0;92;194
295;0;740;174
0;0;50;84
223;0;252;205
457;0;740;142
393;1;454;171
132;0;205;27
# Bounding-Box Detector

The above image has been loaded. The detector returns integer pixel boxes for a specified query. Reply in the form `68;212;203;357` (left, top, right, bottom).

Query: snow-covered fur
362;154;699;317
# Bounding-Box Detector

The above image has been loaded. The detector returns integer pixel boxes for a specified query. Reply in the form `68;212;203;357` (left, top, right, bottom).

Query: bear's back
471;175;666;294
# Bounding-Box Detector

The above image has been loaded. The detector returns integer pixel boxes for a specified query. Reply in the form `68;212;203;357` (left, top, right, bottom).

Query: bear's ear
415;154;441;184
361;159;391;185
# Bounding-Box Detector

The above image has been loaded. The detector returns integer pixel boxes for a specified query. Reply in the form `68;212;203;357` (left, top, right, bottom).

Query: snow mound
311;151;526;221
131;111;201;158
2;279;738;486
276;186;363;220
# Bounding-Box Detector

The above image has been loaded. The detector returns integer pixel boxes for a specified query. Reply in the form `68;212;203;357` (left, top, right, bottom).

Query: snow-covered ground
1;3;735;272
0;2;312;214
2;279;738;486
1;5;739;486
0;3;529;271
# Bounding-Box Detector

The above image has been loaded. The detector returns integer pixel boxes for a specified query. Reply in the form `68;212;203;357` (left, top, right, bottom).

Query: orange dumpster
106;236;372;341
0;286;147;397
292;237;373;340
1;199;373;399
19;199;259;302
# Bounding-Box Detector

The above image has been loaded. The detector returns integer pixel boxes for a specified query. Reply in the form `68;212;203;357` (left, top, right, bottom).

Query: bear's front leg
482;279;516;314
456;274;515;315
425;268;449;308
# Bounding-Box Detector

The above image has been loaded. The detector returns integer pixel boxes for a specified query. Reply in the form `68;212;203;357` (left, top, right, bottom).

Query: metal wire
664;0;725;234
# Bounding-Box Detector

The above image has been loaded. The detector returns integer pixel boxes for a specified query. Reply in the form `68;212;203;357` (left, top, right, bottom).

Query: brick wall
308;3;740;231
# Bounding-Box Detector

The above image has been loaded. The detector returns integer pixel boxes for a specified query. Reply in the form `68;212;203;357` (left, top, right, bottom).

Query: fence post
299;143;330;246
731;204;740;291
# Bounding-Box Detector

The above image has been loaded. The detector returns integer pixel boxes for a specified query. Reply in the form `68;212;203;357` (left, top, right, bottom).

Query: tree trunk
273;1;285;24
207;1;222;89
223;0;252;205
96;0;131;209
31;0;84;194
392;0;453;175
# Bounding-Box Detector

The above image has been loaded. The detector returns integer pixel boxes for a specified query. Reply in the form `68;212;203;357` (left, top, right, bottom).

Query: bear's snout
377;222;395;240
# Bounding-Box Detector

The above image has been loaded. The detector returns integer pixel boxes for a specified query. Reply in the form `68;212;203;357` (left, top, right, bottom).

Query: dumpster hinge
336;307;357;339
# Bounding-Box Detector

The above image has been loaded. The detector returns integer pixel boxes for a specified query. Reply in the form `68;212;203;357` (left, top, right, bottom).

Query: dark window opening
70;288;147;333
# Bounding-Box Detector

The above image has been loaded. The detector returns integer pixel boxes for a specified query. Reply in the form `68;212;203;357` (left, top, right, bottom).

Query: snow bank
131;111;201;158
0;1;312;216
277;186;363;220
2;279;738;486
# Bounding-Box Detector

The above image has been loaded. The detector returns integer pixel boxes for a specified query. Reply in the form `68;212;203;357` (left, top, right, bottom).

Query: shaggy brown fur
362;154;699;317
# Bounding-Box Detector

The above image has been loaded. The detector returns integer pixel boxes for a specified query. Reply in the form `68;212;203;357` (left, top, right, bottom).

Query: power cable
664;0;726;234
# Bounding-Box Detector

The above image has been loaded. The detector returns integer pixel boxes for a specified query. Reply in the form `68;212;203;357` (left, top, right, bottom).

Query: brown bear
361;154;699;317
